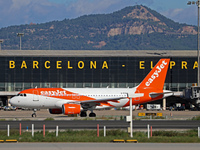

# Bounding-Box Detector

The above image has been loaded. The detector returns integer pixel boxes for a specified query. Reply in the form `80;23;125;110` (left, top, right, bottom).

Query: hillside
0;5;197;50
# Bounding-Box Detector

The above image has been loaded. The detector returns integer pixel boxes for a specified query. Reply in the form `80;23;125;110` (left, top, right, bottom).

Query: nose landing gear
31;109;37;117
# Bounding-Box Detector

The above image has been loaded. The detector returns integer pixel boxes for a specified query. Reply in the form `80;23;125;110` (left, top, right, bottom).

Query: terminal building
0;50;198;109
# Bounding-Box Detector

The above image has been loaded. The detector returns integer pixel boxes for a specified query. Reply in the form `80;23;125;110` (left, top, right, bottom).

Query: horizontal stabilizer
149;91;173;98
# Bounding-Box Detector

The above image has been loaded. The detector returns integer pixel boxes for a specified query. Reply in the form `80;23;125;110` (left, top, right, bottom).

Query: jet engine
62;104;81;115
49;108;62;114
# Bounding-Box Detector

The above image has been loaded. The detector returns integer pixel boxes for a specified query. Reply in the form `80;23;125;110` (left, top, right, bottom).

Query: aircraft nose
9;97;17;105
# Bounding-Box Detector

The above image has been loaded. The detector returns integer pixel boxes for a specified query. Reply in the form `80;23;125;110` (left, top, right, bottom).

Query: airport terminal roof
0;50;198;57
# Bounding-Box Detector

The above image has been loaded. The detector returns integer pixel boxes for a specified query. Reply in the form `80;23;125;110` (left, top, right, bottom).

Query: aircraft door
33;90;39;101
133;90;140;101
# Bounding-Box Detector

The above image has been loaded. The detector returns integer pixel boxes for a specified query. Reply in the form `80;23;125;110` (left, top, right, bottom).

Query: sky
0;0;198;29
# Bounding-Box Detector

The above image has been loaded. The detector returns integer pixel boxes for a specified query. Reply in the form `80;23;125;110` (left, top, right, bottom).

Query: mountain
0;5;197;50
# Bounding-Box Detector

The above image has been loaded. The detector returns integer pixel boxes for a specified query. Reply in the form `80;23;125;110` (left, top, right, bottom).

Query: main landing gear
80;111;96;117
32;109;37;117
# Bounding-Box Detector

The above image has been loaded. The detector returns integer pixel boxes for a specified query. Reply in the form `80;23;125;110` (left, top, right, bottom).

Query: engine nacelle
62;104;81;115
49;108;62;114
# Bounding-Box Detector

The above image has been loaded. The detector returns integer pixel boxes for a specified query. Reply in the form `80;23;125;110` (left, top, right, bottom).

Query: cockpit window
17;93;27;97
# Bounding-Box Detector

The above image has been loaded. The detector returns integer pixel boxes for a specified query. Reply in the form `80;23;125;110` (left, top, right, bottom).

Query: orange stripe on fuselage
20;88;95;101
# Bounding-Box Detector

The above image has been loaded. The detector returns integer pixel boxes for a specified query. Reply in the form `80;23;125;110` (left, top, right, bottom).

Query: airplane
10;58;172;117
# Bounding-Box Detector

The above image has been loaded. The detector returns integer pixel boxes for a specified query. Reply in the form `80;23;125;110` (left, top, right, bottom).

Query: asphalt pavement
0;120;200;130
1;109;200;120
0;143;200;150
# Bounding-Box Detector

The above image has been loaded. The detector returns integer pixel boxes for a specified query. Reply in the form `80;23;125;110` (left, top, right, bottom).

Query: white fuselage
10;88;137;109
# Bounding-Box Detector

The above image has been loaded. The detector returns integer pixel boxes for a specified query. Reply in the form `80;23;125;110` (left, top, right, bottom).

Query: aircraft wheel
32;113;36;117
80;111;87;117
89;112;96;117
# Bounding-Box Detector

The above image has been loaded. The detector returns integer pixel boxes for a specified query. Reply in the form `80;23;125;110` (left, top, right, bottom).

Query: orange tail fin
137;59;170;91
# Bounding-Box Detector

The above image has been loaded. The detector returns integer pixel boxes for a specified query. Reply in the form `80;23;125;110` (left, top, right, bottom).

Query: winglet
137;59;170;91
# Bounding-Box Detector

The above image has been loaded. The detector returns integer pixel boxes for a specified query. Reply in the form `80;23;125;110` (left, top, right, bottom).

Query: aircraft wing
55;97;126;108
78;97;125;104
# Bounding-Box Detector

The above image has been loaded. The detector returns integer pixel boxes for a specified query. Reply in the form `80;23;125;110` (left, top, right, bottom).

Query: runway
0;120;200;130
0;143;200;150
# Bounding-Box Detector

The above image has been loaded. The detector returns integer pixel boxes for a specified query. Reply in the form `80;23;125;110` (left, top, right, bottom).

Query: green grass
44;117;55;121
0;119;6;121
191;115;200;120
1;129;200;143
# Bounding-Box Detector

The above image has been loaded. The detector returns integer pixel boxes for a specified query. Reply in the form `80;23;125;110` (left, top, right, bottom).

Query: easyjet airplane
10;59;172;117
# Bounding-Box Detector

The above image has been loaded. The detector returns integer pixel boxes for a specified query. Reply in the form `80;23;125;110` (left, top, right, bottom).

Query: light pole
188;1;200;86
0;40;3;50
17;33;24;50
188;1;200;106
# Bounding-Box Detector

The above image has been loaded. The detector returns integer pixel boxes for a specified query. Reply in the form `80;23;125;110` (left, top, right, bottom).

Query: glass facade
0;56;197;91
